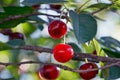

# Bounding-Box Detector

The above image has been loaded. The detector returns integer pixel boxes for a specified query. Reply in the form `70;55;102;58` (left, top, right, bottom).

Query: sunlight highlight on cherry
53;43;74;63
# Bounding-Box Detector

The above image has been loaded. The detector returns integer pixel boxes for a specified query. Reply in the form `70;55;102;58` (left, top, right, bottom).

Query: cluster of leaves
0;0;120;80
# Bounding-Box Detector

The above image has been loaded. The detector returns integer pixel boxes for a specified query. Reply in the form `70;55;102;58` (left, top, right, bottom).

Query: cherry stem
59;8;66;20
85;58;88;63
63;35;66;44
76;0;91;13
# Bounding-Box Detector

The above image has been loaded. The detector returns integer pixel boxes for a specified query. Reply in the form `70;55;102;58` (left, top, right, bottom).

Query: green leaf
0;6;34;28
7;39;25;47
0;13;25;28
0;41;12;50
69;10;97;43
94;16;106;21
93;39;105;56
99;37;120;52
21;22;37;36
87;3;111;9
0;0;19;6
36;37;61;47
110;1;120;10
28;16;46;23
68;42;81;53
22;0;67;6
58;61;79;80
82;42;94;53
101;65;110;80
3;6;33;15
7;66;19;80
108;66;120;79
38;24;44;31
103;48;120;58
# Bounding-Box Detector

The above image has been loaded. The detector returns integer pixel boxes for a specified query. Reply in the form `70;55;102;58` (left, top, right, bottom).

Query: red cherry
93;50;97;55
79;63;98;80
48;20;67;39
0;28;12;35
9;32;24;40
53;43;74;63
50;4;62;10
32;4;40;10
39;64;59;80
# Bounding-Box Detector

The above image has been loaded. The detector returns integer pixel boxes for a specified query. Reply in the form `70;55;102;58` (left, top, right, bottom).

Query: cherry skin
53;43;74;63
48;20;67;39
93;50;97;55
9;32;24;40
79;62;98;80
50;4;62;10
38;64;59;80
0;28;12;35
32;4;40;10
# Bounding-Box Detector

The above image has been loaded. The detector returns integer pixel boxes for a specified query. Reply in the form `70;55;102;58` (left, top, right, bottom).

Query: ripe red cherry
93;50;97;55
50;4;62;10
0;28;12;35
38;64;59;80
79;63;98;80
32;4;40;10
9;32;24;40
53;43;74;63
48;20;67;39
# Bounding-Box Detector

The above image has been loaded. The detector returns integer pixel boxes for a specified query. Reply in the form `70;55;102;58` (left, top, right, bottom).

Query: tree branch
0;12;67;24
90;7;107;15
15;45;120;67
0;60;120;73
90;0;119;15
0;5;112;25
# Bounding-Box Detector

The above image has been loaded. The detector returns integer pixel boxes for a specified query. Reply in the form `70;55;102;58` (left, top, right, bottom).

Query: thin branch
0;0;118;24
0;4;114;24
78;0;91;10
73;53;120;63
16;45;53;53
0;12;67;24
90;0;118;15
16;45;120;66
0;45;119;73
90;7;107;15
0;60;120;73
0;5;111;24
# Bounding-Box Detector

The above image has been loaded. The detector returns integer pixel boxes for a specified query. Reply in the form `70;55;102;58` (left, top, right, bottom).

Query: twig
90;7;107;15
78;0;91;10
0;12;67;24
0;60;120;73
15;45;120;67
90;0;119;15
16;45;53;53
73;53;120;63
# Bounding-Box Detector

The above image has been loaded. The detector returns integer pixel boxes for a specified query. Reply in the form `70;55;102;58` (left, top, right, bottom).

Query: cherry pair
38;63;98;80
48;20;73;63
